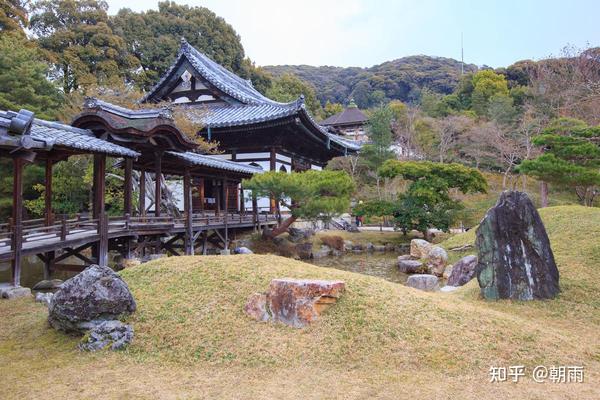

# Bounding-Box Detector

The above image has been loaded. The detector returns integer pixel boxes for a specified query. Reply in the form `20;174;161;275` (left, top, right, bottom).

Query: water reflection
0;256;81;288
308;252;407;284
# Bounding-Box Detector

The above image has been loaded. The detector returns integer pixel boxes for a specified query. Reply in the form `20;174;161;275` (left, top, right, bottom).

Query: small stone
373;245;386;252
295;242;313;260
78;320;134;351
32;279;64;290
426;246;448;277
447;255;478;286
1;286;31;299
398;259;424;274
141;254;166;263
343;240;353;251
440;285;459;292
397;254;413;260
35;292;54;306
313;245;332;259
234;246;253;254
406;274;439;292
366;243;375;251
410;239;432;258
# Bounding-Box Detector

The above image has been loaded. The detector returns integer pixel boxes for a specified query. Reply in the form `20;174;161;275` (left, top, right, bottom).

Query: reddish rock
244;278;345;328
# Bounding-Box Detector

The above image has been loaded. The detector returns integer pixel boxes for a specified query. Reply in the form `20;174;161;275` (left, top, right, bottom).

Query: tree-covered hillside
264;55;478;107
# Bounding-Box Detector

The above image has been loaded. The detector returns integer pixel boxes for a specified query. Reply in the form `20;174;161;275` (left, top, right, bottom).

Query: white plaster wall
311;164;323;171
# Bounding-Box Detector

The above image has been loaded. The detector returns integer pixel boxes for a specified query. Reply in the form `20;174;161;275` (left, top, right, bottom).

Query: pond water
307;252;408;284
0;256;83;289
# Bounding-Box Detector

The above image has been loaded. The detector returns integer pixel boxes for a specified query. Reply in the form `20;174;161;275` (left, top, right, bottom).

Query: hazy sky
105;0;598;68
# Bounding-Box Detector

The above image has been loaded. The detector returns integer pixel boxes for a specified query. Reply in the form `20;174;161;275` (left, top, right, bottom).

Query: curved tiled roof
166;151;263;175
140;39;361;153
0;110;140;158
321;106;368;126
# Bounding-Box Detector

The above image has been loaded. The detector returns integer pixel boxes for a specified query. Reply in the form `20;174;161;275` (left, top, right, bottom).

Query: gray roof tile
166;151;263;174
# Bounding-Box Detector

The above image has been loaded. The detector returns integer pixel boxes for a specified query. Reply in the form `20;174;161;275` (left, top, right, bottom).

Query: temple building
320;101;369;143
140;39;359;211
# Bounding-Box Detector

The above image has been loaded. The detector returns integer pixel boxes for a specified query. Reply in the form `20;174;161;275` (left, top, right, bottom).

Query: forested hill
264;55;478;107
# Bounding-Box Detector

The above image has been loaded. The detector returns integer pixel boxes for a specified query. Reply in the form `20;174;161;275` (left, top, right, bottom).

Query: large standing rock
426;246;448;277
447;255;478;286
410;239;432;259
406;274;439;292
48;264;137;333
476;191;559;300
245;278;345;328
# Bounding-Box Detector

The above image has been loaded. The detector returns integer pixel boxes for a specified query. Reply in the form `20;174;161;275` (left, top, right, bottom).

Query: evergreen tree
518;117;600;206
244;170;355;238
0;33;62;119
30;0;139;93
0;0;27;34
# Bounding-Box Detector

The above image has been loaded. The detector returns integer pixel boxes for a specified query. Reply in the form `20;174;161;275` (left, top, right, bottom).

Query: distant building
320;101;369;142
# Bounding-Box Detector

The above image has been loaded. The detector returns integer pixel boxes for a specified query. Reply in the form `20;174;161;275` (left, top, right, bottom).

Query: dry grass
1;206;599;399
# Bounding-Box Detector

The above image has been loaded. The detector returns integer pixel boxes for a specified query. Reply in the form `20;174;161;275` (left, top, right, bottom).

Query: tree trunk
540;181;549;208
263;215;298;239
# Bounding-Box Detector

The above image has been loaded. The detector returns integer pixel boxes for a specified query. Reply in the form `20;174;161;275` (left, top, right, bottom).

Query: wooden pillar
183;168;193;255
252;190;258;231
124;158;133;216
239;183;245;215
198;178;205;216
224;182;229;249
44;158;53;226
93;154;108;266
139;169;146;217
269;148;276;213
215;180;221;217
11;157;25;286
154;153;162;217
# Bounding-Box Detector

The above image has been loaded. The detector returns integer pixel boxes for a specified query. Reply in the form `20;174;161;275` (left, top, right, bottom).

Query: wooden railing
0;212;277;256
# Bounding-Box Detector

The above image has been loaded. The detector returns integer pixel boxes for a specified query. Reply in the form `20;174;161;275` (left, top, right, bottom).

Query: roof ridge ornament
83;97;100;110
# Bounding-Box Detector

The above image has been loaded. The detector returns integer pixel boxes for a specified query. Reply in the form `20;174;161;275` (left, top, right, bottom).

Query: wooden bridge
0;108;278;288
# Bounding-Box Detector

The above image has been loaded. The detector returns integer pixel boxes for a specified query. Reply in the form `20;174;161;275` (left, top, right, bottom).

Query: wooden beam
139;169;146;217
44;158;53;226
124;158;133;216
154;152;162;217
11;157;24;286
270;148;276;213
199;178;205;216
215;180;221;217
224;182;229;249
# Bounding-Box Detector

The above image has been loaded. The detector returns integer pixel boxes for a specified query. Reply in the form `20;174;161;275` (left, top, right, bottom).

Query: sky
105;0;599;68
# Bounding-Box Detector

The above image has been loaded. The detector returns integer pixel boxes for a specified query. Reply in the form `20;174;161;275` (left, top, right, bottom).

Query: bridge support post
124;158;133;216
183;168;194;255
154;152;162;217
44;158;54;226
11;157;25;286
139;169;146;217
92;154;107;266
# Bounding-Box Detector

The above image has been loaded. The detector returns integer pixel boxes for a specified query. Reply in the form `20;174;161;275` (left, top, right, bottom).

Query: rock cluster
245;278;345;328
399;239;449;279
48;264;136;350
78;320;134;352
476;191;560;300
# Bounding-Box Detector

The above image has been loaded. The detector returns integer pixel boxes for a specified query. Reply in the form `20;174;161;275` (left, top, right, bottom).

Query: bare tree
434;115;473;163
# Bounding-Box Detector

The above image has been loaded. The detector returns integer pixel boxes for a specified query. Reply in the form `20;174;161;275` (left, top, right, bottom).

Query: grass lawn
1;205;599;399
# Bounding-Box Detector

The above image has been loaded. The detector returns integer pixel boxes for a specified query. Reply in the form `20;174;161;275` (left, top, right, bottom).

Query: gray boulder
35;292;54;307
313;245;332;259
32;279;63;290
406;274;439;291
476;191;559;300
234;246;254;254
78;320;134;351
426;246;448;277
48;264;136;333
0;284;31;299
295;242;313;260
398;259;424;274
410;239;432;258
447;255;478;286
